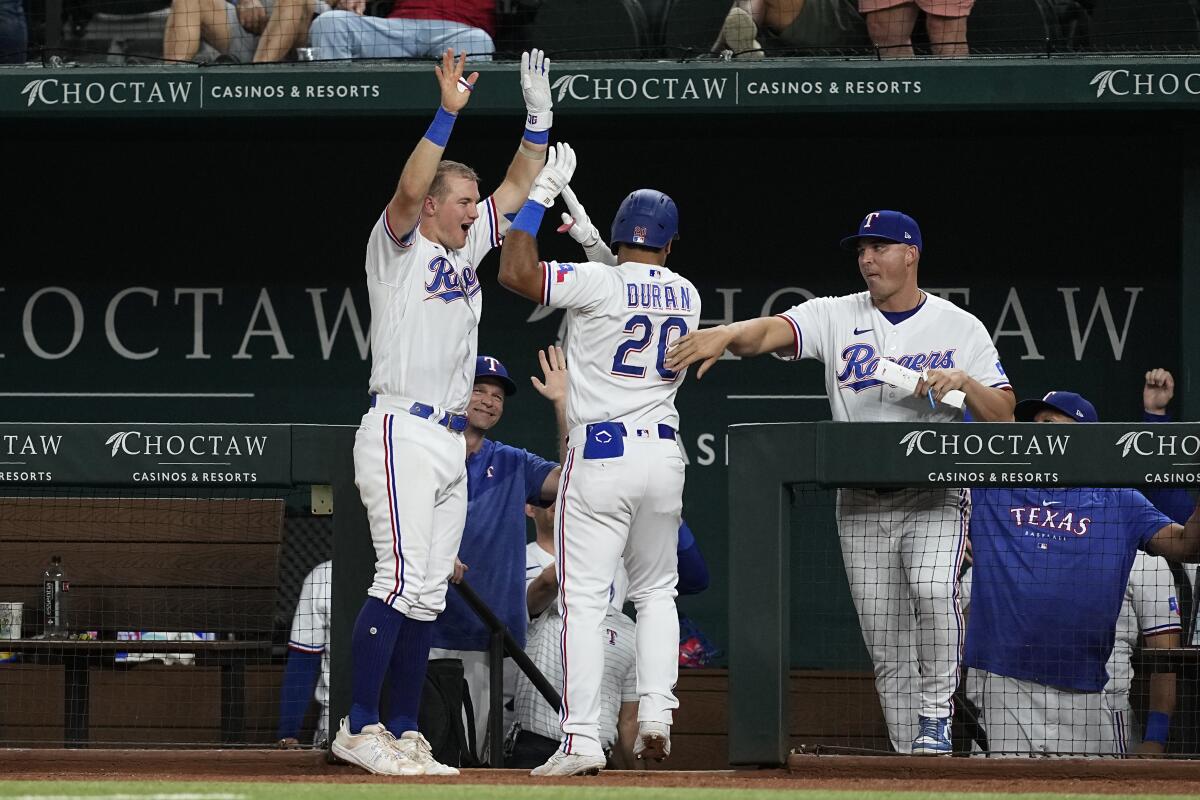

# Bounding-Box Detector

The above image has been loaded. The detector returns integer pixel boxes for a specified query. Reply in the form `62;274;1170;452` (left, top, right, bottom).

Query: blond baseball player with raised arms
665;211;1015;755
496;145;700;775
333;47;553;776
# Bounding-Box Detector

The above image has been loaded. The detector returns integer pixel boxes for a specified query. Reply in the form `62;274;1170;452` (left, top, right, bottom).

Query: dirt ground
2;749;1200;795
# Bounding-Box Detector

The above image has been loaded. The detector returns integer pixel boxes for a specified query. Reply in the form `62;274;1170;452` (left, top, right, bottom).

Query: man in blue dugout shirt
964;390;1200;756
429;354;561;762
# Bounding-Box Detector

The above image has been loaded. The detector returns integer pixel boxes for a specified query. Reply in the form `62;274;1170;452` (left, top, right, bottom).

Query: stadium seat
529;0;651;59
61;1;172;63
660;0;731;56
967;0;1056;54
1088;0;1200;52
773;0;870;56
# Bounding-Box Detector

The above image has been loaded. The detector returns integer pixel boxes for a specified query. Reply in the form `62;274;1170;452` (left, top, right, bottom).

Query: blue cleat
911;716;952;755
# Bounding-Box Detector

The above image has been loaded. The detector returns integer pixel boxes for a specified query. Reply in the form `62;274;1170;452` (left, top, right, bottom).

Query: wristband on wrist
511;199;547;236
523;127;550;145
525;109;553;133
1145;711;1170;744
423;107;457;148
518;143;544;160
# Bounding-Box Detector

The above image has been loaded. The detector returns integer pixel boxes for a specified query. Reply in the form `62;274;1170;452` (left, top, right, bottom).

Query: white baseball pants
837;487;969;753
353;407;467;621
555;436;684;757
976;670;1108;756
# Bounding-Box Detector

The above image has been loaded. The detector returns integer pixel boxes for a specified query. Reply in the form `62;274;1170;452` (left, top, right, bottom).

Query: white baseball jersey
778;291;1010;422
784;290;1004;752
1105;552;1181;703
518;543;637;748
288;560;332;745
539;259;701;431
366;200;505;413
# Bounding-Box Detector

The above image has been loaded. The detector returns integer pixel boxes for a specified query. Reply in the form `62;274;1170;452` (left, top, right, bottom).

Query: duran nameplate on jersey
876;360;966;409
0;424;292;487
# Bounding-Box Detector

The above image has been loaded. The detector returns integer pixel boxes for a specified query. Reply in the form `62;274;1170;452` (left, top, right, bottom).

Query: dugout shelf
7;639;273;747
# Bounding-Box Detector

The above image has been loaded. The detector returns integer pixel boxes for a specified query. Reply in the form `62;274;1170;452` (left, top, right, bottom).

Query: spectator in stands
276;560;332;748
712;1;806;59
0;0;26;63
163;0;353;63
429;354;561;763
963;390;1200;755
861;0;971;57
310;0;495;61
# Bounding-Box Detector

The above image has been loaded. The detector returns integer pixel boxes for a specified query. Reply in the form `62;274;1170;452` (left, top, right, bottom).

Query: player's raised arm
558;185;618;267
498;143;577;301
384;49;478;238
663;316;795;379
487;49;553;218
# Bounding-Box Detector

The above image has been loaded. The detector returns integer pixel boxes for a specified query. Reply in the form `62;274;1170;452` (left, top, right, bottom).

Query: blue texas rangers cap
475;355;518;396
840;210;923;253
1014;391;1099;423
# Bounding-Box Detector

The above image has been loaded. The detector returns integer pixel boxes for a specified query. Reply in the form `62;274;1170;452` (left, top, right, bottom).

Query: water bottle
42;556;69;639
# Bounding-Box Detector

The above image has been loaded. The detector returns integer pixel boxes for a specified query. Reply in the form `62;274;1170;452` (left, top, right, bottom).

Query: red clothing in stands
389;1;496;38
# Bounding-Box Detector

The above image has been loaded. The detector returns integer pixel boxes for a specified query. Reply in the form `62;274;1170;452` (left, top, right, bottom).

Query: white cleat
633;721;671;762
395;730;460;776
330;718;424;776
530;750;607;777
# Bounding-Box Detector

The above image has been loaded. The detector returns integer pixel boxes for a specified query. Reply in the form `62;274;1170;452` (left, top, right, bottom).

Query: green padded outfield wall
0;106;1189;664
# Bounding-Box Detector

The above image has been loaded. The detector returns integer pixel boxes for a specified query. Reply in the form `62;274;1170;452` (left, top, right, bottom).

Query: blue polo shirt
964;487;1172;692
432;438;557;651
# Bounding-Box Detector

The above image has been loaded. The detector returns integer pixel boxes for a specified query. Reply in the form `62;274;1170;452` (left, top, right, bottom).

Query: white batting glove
521;48;553;132
557;186;600;247
528;143;576;208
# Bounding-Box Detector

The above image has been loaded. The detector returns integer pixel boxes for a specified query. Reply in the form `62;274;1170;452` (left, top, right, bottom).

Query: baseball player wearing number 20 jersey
499;155;699;776
666;211;1016;755
333;48;553;777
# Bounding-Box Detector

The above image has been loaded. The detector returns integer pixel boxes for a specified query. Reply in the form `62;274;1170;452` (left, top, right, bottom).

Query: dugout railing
729;420;1200;766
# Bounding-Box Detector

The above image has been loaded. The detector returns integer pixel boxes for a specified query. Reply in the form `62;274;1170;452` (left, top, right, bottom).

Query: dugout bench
0;496;284;747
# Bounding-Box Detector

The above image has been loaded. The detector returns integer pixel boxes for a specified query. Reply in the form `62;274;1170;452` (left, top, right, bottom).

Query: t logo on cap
840;210;923;253
482;356;500;373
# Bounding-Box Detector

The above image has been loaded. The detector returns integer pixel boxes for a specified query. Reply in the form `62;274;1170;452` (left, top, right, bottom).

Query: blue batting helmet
611;189;679;249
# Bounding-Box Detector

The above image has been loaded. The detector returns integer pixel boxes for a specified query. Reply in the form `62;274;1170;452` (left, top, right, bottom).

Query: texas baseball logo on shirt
425;256;480;303
1007;503;1092;537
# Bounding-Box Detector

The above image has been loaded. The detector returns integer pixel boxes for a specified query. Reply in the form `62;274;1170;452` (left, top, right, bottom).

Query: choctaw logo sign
1090;69;1200;98
20;78;195;106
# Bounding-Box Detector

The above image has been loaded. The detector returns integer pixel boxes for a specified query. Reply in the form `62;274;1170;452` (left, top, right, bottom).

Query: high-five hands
529;143;577;208
434;49;478;114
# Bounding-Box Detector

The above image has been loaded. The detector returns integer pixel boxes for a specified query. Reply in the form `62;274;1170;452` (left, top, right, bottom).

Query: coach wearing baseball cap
1013;391;1099;424
428;353;561;761
962;386;1200;755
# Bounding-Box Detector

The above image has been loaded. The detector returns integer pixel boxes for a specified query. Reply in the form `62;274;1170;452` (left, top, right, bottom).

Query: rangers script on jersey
365;200;504;413
778;291;1010;422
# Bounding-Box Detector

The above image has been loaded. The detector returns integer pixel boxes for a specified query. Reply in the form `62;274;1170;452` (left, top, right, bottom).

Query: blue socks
385;616;434;735
347;597;436;737
348;597;404;734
